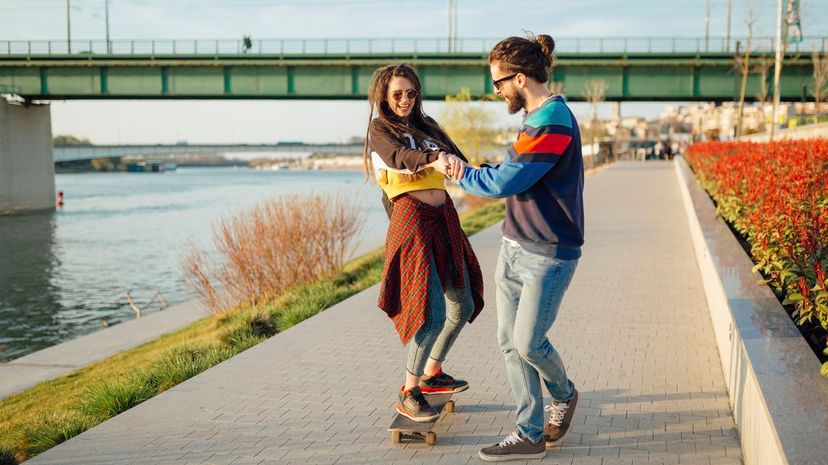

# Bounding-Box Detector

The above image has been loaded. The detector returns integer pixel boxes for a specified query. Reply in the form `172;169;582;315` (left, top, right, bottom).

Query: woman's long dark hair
363;64;456;182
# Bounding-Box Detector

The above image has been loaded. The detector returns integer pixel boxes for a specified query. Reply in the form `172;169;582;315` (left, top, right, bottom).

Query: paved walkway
28;161;741;465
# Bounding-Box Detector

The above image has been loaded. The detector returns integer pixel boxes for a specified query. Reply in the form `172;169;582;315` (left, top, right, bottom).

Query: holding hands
430;151;468;180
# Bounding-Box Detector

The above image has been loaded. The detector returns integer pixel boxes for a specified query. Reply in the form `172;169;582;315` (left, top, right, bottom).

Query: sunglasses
391;89;419;101
492;73;519;91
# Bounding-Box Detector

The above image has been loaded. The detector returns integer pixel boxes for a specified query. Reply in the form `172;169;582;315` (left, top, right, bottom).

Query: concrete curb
0;299;208;400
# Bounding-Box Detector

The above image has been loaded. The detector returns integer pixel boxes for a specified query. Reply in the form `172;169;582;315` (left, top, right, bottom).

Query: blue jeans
406;257;475;376
496;239;578;443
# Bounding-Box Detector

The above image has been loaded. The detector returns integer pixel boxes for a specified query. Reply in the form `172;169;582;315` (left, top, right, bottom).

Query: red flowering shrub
686;140;828;376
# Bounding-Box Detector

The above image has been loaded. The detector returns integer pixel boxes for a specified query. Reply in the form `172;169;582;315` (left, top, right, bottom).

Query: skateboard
388;392;455;445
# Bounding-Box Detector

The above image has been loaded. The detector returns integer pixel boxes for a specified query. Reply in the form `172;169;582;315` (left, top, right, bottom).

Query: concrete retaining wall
674;156;828;465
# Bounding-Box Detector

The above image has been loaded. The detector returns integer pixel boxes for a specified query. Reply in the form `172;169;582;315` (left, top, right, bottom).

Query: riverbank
0;200;506;464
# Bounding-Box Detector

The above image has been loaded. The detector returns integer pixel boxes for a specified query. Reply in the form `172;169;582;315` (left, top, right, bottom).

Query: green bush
220;312;278;351
143;344;234;392
24;413;94;456
81;378;155;419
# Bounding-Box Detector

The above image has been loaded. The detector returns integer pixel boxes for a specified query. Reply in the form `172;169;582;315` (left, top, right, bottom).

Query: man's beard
505;89;526;115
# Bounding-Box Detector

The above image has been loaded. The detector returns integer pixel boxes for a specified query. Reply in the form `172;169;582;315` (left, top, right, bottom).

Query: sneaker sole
544;427;572;447
395;403;439;423
421;384;469;395
478;451;546;462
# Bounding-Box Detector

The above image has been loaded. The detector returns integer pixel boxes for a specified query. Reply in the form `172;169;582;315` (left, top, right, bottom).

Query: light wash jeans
496;239;578;443
406;257;475;376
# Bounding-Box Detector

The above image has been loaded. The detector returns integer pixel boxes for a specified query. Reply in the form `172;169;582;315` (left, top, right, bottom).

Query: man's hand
429;152;468;180
440;154;467;180
446;155;467;180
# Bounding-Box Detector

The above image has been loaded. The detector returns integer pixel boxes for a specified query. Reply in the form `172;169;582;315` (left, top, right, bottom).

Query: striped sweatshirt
457;95;584;258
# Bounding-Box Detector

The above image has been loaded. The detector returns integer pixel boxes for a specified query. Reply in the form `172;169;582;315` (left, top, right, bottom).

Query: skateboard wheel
390;431;401;444
425;431;436;445
445;400;455;413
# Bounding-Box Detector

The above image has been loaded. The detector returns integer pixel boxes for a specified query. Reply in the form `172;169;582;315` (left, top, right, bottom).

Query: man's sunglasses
492;73;519;91
391;89;419;101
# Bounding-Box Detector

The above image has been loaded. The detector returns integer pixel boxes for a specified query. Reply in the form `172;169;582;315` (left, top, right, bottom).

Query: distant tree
736;0;760;138
755;56;772;104
582;80;608;124
440;88;500;165
53;134;92;145
812;51;828;122
582;80;609;149
548;80;565;98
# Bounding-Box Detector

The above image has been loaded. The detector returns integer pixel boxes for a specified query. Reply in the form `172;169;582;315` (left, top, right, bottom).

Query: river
0;167;388;362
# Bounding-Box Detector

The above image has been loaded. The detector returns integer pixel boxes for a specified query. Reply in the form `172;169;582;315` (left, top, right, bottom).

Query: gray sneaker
543;388;579;446
479;430;546;462
396;386;439;422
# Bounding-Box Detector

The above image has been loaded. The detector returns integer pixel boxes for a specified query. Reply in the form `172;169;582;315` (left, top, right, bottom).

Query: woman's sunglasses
391;89;419;101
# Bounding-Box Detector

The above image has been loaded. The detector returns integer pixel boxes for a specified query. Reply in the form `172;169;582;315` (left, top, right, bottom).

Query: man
436;34;584;461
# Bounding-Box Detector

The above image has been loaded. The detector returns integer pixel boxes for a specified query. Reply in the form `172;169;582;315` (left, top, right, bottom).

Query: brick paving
27;161;741;465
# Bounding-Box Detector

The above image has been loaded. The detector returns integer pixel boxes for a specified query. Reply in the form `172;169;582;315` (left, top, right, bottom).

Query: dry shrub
182;193;363;314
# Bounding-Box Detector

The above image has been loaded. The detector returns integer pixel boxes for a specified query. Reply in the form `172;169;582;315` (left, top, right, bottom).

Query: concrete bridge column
0;98;55;212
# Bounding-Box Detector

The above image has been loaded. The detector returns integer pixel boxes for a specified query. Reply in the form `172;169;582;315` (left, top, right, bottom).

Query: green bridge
1;37;825;102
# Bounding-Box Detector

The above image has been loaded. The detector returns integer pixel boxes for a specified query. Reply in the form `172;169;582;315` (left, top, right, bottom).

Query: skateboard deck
388;392;455;445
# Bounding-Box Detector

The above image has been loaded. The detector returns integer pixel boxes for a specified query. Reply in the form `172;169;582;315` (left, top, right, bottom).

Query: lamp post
66;0;72;53
726;0;732;52
704;0;711;52
105;0;111;54
447;0;457;52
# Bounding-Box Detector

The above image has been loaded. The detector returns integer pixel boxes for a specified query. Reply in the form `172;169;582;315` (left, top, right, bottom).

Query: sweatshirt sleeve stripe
512;132;572;156
458;161;553;198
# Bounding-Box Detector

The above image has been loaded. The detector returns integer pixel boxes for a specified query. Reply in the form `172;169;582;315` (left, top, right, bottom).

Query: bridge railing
1;37;826;57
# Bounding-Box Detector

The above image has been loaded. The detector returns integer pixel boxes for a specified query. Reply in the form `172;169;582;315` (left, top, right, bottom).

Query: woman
363;64;485;422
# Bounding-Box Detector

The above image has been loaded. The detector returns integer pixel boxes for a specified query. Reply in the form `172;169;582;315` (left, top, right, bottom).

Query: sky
1;0;826;144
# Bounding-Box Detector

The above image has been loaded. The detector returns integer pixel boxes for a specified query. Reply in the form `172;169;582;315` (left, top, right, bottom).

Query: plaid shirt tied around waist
378;194;484;346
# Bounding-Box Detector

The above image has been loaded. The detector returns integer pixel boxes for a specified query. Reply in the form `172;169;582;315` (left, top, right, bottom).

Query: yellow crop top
371;151;446;200
379;168;447;200
370;124;446;200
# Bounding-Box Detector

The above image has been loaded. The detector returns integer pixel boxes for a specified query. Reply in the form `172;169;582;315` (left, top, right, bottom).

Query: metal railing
1;37;825;57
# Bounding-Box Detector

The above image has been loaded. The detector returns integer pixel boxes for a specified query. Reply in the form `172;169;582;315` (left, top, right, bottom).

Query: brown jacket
368;118;467;217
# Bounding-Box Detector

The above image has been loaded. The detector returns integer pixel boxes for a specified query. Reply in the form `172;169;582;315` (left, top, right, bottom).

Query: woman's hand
428;151;451;175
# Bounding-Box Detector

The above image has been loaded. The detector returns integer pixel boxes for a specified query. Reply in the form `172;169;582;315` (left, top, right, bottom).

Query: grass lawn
0;199;505;464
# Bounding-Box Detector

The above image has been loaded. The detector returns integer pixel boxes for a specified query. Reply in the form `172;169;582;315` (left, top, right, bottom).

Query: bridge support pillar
0;98;55;213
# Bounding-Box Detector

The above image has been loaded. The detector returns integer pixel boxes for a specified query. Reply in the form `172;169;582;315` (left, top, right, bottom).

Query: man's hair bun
536;34;555;56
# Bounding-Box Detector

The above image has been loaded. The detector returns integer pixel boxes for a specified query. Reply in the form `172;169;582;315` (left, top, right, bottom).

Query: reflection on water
0;212;63;360
0;167;388;361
